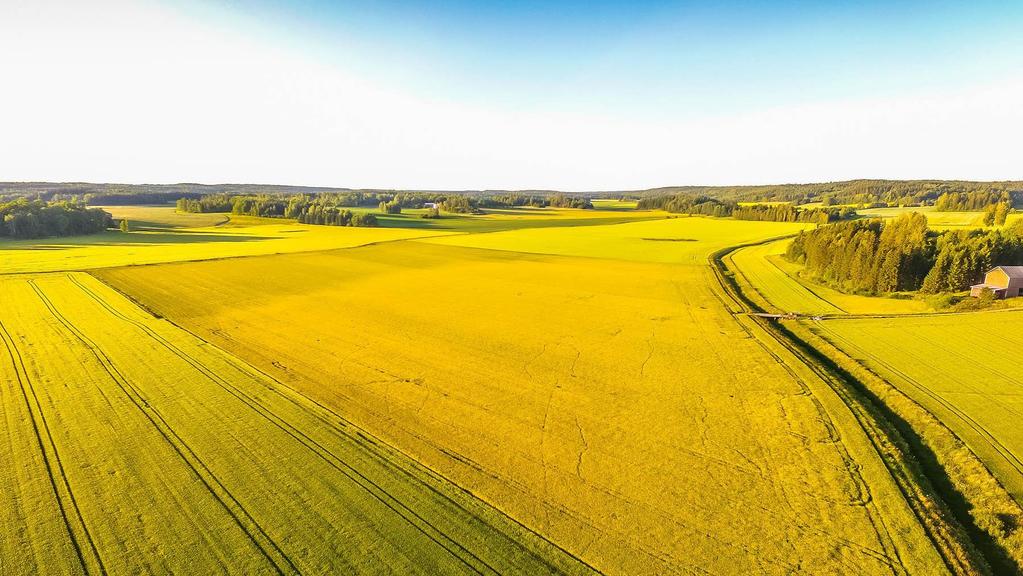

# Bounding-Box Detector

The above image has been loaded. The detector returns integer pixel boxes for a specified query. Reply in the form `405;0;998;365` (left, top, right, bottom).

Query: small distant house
423;202;438;209
970;266;1023;299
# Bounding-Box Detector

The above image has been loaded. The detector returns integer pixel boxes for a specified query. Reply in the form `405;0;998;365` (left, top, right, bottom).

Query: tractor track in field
699;266;907;575
65;274;513;576
709;245;988;576
27;279;298;576
669;274;901;572
0;318;105;576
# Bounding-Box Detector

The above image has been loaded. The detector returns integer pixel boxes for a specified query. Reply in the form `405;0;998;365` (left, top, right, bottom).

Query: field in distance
0;204;669;275
98;205;230;229
855;206;1023;230
422;216;810;263
98;217;950;575
325;203;660;232
0;217;447;274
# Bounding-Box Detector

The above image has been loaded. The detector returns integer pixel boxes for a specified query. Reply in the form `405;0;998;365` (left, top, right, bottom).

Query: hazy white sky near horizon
2;0;1022;190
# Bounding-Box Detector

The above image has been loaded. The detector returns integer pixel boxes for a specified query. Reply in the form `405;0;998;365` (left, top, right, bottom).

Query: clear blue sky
3;0;1022;189
206;0;1022;113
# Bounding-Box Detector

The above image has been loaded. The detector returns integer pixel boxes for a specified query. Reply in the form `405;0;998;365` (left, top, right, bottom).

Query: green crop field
856;206;1023;230
95;217;951;575
97;205;230;229
807;312;1023;502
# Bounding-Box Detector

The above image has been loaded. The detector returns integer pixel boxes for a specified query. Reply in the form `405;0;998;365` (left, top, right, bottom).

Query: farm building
970;266;1023;299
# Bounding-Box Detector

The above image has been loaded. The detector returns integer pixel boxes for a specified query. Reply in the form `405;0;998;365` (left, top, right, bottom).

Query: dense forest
0;199;112;239
786;214;1023;294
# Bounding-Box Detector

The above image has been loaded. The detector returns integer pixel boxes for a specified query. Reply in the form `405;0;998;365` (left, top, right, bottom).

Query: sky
2;0;1022;190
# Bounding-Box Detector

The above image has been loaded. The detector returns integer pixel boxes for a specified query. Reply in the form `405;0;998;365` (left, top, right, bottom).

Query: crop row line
27;279;297;576
812;322;1023;485
0;318;104;576
91;272;611;575
66;274;504;576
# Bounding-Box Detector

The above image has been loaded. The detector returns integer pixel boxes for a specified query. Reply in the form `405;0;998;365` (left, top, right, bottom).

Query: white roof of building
994;266;1023;278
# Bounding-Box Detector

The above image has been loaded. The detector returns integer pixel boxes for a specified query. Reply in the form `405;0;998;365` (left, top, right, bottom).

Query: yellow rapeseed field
0;273;588;574
98;218;952;574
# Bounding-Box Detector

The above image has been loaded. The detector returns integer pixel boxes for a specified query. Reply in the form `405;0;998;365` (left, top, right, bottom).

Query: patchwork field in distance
0;273;587;575
358;204;663;232
422;216;811;263
98;217;951;575
0;204;671;275
856;206;1023;230
808;312;1023;502
0;221;448;274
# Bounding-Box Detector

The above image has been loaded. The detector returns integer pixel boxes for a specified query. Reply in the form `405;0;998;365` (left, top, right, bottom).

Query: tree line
636;195;734;216
934;190;1013;212
786;214;1023;294
732;204;857;224
176;190;597;223
233;196;379;227
636;194;856;223
4;180;1022;210
176;195;233;213
637;180;1023;208
0;199;112;239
